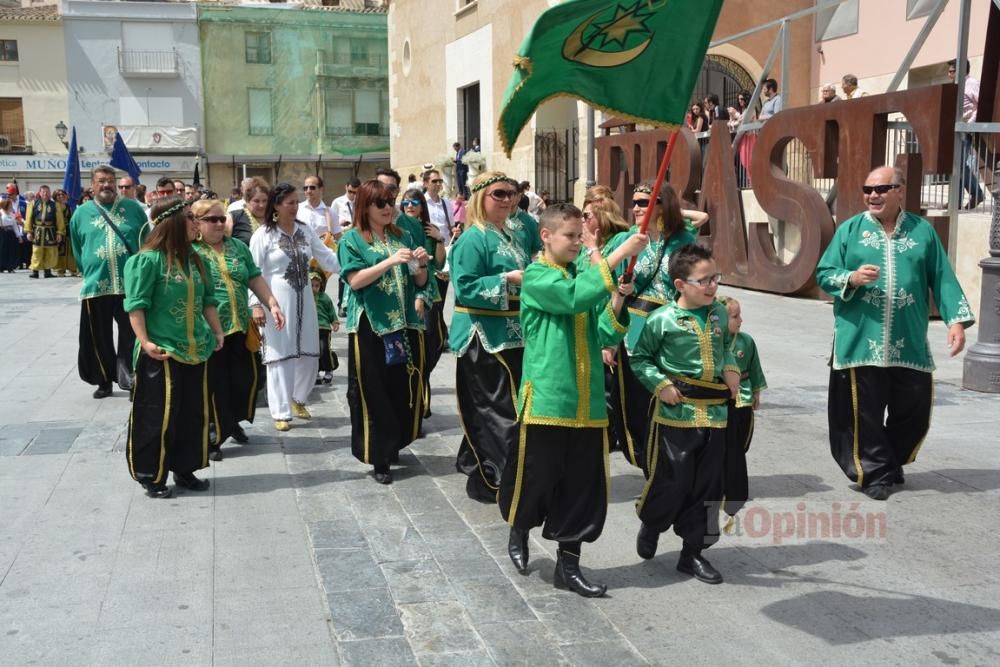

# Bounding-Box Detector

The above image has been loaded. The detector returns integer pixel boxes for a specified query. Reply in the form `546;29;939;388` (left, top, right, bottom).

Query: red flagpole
624;128;679;281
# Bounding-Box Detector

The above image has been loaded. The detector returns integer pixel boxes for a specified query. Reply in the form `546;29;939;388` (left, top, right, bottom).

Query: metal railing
699;121;999;218
117;48;178;76
0;127;32;154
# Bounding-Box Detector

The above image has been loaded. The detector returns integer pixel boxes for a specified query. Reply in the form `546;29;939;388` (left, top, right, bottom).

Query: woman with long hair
579;194;629;268
338;180;431;484
193;199;285;459
687;102;709;133
123;197;225;498
728;90;757;186
602;181;697;472
249;183;339;431
449;170;538;503
401;187;447;418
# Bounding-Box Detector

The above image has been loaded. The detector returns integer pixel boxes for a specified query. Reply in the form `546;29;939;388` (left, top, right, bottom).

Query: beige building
386;0;816;202
0;3;70;192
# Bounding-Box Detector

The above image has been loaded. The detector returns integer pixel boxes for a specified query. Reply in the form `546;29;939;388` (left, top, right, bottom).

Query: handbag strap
95;203;136;256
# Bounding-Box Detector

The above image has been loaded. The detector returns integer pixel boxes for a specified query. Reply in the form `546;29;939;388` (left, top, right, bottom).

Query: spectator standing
841;74;869;99
948;59;985;209
820;83;839;103
759;79;782;120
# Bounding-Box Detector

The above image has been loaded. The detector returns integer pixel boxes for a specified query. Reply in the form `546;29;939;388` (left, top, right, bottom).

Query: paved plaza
1;274;999;666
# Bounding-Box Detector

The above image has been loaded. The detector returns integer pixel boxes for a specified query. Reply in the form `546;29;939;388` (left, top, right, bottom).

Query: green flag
498;0;724;156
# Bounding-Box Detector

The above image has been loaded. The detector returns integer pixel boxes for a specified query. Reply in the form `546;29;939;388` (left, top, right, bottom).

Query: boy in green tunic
311;272;340;385
498;203;647;597
630;244;739;584
816;166;974;500
719;297;766;520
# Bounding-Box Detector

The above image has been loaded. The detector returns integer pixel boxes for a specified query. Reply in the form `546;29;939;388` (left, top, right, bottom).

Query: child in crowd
498;203;647;598
311;272;340;385
719;296;766;523
629;244;739;584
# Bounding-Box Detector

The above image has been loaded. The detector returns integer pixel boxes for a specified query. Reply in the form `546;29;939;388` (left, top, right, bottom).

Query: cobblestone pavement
1;273;999;665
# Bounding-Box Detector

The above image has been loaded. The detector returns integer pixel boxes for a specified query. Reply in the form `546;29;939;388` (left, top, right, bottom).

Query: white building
61;0;204;188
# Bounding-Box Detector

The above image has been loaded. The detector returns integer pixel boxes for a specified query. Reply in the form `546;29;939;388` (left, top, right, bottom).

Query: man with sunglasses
298;175;341;243
816;166;974;501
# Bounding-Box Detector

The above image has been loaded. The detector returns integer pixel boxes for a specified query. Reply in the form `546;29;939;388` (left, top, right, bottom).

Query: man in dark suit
453;141;469;198
704;94;727;124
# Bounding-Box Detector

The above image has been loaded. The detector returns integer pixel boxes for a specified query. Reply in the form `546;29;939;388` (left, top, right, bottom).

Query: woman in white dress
250;183;340;431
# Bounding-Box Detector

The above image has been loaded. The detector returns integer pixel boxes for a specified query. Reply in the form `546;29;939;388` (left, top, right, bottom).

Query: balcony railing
118;48;179;77
315;49;388;77
0;127;32;154
325;124;390;138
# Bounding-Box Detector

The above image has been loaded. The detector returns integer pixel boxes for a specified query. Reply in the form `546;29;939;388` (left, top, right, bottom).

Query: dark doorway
460;83;481;150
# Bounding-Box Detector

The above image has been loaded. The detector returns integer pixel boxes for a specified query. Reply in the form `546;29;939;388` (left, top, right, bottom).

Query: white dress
249;222;339;364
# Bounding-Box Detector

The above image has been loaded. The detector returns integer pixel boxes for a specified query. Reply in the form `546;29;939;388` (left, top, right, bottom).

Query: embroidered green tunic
517;257;629;427
315;291;337;331
513;210;543;259
396;213;439;304
70;198;148;300
337;227;426;335
123;251;219;366
816;211;975;371
729;331;767;408
602;225;697;352
630;301;738;428
448;219;534;356
194;237;261;336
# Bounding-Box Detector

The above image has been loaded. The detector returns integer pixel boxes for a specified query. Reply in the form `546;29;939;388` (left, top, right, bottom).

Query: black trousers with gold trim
422;280;449;417
723;404;754;517
637;424;724;549
828;366;932;489
455;335;523;501
208;331;258;447
78;295;136;389
318;329;339;373
499;425;608;544
127;354;210;485
607;344;655;472
347;315;424;467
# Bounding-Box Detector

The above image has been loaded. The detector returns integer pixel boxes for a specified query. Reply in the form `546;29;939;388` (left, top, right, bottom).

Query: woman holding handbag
193;199;285;459
337;180;431;484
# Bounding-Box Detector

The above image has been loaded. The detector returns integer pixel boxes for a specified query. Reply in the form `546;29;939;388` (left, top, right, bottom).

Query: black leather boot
554;545;606;597
507;526;529;574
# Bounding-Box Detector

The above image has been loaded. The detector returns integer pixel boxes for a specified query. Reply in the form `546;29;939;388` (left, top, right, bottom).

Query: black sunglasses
862;184;900;195
488;189;518;202
303;185;319;191
198;215;227;224
430;179;444;184
372;198;393;209
631;198;661;208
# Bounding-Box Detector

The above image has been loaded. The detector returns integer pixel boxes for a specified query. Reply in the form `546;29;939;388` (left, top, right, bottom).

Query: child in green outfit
498;203;646;597
311;272;340;385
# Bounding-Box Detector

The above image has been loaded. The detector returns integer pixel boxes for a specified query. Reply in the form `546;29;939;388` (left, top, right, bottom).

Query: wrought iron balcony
117;48;179;77
314;49;388;78
0;127;32;154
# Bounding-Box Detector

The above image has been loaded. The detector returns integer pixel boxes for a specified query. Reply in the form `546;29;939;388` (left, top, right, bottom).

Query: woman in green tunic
124;197;225;499
449;171;538;503
337;180;432;485
401;188;447;419
193;199;285;460
602;182;697;473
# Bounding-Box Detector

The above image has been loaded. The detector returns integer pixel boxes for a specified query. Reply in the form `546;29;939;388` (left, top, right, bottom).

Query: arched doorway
691;54;756;109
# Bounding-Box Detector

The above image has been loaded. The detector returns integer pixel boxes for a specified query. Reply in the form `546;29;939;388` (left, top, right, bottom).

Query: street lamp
53;120;83;153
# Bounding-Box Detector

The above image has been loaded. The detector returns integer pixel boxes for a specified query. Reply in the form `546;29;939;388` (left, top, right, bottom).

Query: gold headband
152;200;187;225
633;184;653;195
471;174;509;194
